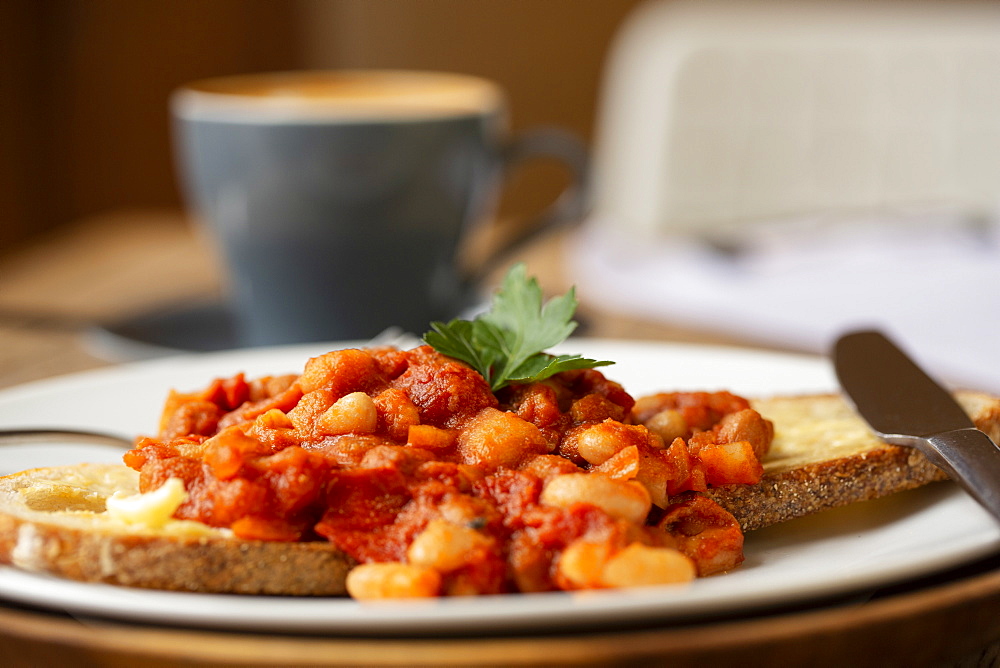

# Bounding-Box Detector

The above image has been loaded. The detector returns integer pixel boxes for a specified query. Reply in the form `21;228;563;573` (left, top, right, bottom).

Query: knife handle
919;428;1000;522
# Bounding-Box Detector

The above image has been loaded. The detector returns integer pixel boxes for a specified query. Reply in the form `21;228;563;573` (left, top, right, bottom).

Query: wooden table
1;212;999;666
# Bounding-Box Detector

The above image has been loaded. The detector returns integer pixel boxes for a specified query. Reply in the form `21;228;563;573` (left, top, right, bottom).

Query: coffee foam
172;71;505;123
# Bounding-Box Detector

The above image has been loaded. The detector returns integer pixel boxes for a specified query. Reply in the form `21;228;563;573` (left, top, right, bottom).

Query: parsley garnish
423;264;613;391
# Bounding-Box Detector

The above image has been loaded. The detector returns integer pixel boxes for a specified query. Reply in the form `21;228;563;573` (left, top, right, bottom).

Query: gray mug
171;70;587;346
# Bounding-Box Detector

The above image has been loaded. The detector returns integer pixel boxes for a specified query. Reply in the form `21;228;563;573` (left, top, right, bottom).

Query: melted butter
105;477;187;529
752;397;882;473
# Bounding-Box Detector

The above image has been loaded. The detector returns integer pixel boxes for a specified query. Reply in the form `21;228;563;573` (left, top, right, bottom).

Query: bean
540;473;652;524
345;563;441;599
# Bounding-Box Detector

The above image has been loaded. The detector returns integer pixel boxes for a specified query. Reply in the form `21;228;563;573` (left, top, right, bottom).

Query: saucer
85;300;240;361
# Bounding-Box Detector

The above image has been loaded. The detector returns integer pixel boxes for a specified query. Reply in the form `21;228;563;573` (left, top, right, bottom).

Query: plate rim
0;338;996;634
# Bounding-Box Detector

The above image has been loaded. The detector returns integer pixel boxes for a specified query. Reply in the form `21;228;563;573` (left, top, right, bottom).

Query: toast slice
707;390;1000;531
0;463;352;594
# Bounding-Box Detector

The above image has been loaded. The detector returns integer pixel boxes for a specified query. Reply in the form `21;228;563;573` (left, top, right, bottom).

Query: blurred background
0;0;639;252
2;0;1000;392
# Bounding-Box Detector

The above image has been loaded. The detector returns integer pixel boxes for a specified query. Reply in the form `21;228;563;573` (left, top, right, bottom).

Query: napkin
570;212;1000;393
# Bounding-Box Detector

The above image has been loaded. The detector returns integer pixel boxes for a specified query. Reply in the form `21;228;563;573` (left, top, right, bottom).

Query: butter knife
834;330;1000;524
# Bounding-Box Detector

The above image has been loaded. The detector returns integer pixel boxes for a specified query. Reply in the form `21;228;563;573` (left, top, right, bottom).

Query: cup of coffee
171;70;587;346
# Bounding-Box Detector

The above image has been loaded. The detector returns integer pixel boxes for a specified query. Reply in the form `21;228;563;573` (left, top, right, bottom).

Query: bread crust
707;443;948;531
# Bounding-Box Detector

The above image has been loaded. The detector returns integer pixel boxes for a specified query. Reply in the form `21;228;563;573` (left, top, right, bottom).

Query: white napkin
570;213;1000;393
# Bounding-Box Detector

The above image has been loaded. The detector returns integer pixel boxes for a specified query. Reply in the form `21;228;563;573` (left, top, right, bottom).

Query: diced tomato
664;437;708;495
591;445;640;479
231;516;306;541
699;441;764;486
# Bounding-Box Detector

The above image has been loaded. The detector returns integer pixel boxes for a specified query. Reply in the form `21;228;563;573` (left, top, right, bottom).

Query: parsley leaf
423;264;613;391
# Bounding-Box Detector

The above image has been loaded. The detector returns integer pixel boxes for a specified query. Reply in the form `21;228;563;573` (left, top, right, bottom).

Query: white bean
600;543;696;588
644;409;688;444
407;519;492;573
556;539;613;589
345;563;441;599
575;423;627;465
540;473;652;524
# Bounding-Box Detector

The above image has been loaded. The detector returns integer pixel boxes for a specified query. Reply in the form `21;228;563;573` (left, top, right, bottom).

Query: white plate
0;339;997;634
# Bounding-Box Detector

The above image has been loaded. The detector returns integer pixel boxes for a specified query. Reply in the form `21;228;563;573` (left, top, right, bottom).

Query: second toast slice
709;391;1000;531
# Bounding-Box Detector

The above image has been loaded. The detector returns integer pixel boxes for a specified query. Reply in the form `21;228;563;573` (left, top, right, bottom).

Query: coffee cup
171;70;587;346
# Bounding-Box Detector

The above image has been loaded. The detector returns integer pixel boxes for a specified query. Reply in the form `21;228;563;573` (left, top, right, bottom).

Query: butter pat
106;477;187;529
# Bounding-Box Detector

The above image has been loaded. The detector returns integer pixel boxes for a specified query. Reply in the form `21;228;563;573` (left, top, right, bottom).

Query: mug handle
469;126;590;283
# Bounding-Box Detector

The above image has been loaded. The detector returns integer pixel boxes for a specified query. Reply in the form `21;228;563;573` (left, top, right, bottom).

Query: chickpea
317;392;378;436
456;408;549;470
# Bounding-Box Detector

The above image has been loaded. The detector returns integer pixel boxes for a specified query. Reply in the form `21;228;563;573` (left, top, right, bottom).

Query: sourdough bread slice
707;390;1000;531
0;463;352;595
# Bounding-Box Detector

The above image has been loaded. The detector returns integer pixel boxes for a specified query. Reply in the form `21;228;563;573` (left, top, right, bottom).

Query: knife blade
834;329;1000;524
